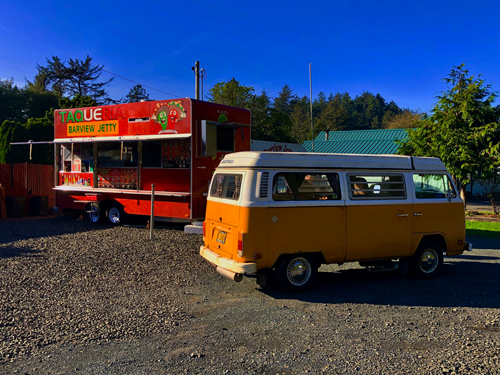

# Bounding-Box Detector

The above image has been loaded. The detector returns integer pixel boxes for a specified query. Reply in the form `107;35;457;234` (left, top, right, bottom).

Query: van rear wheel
276;255;317;293
411;240;443;278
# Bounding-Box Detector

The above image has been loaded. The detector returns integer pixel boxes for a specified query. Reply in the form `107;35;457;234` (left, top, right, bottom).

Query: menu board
162;140;190;169
98;168;137;190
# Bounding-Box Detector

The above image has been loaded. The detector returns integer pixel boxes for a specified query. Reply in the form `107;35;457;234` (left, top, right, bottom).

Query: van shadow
263;259;500;308
0;214;112;245
466;234;500;250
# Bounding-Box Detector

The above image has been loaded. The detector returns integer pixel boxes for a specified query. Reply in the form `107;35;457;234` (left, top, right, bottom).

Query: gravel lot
0;215;499;374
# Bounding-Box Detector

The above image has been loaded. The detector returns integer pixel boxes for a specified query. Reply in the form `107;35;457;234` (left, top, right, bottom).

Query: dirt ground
0;215;499;374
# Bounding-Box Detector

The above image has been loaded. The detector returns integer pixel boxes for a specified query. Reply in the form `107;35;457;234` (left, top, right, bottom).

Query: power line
101;69;180;98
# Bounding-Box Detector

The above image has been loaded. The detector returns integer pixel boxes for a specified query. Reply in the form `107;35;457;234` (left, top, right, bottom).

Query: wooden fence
0;163;55;209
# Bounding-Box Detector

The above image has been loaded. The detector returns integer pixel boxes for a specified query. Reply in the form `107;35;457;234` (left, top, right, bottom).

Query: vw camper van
200;152;472;292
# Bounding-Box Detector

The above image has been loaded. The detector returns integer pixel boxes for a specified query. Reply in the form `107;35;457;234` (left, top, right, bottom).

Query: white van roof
218;152;447;171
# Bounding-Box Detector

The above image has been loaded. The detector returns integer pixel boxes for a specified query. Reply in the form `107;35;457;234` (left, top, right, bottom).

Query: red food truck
53;99;251;224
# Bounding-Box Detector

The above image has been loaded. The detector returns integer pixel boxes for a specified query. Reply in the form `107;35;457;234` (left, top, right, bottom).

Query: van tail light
203;221;206;239
237;232;243;257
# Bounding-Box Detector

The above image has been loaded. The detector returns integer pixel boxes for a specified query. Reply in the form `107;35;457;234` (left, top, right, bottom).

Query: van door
412;173;465;251
267;172;346;266
345;173;412;261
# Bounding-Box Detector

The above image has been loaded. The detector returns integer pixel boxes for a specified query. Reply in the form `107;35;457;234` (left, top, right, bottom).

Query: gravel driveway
0;215;499;374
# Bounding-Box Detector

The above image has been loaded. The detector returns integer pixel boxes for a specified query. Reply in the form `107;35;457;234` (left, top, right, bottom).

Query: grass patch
466;220;500;237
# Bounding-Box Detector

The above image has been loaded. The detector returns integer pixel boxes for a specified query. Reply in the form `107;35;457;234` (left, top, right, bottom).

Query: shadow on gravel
0;214;111;245
466;234;500;250
0;245;43;259
263;259;500;309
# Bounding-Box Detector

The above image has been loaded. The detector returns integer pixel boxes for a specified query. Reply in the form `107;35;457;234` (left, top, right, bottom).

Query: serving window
97;142;137;168
60;143;93;173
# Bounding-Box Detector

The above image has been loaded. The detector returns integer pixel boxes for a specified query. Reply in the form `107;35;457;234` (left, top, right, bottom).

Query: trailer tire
86;203;102;223
106;202;125;225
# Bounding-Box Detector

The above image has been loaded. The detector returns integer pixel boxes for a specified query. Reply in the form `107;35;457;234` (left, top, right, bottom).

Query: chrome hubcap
286;257;311;286
419;249;438;273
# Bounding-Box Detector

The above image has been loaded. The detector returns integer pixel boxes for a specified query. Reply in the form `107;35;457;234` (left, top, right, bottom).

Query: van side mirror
373;185;381;194
447;189;452;202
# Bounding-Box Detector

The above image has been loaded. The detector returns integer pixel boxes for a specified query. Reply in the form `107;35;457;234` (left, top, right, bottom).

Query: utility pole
310;63;314;152
194;61;200;99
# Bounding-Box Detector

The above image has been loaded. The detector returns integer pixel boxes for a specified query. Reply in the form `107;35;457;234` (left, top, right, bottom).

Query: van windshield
210;174;243;200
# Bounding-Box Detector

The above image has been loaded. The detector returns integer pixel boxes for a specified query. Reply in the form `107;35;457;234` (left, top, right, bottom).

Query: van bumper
200;246;257;275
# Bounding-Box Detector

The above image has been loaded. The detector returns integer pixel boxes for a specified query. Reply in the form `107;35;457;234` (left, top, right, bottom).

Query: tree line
207;79;420;144
0;56;150;164
2;57;498;209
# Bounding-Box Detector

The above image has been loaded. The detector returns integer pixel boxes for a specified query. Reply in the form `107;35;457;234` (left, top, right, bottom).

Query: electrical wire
101;69;180;98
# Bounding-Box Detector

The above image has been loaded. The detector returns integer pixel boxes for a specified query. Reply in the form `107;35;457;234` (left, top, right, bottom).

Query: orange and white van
200;152;472;292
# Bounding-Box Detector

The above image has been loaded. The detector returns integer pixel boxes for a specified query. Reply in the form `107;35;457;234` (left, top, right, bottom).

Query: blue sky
1;0;499;113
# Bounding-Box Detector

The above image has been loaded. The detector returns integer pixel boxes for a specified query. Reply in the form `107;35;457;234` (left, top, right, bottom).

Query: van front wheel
411;240;443;278
276;255;317;293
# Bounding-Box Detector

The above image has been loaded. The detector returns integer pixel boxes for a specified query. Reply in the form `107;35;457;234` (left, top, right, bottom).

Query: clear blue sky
1;0;499;113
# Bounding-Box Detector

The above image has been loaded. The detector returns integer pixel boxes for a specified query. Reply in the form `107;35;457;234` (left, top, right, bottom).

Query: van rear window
272;173;341;201
210;174;243;200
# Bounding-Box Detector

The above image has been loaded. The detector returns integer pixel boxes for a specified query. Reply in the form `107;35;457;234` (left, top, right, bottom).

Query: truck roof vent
259;172;269;198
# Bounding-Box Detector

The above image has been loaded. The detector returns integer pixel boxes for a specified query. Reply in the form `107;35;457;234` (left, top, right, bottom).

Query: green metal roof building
302;129;410;154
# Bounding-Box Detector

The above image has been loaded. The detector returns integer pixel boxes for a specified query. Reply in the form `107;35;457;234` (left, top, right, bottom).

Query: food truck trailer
53;99;251;224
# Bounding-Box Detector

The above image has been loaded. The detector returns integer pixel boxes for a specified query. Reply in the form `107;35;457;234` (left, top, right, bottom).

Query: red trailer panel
53;99;251;224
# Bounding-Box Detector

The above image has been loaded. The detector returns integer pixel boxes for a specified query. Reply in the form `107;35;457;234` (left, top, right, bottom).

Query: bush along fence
0;163;55;218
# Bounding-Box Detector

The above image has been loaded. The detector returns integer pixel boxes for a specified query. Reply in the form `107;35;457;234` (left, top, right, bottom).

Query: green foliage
0;78;25;123
383;109;422;129
206;78;255;108
125;84;150;103
399;64;500;187
65;56;114;104
58;94;98;109
207;78;407;143
0;120;28;163
26;55;115;105
466;220;500;235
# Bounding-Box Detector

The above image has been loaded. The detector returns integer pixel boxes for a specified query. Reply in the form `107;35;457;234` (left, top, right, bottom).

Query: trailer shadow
0;245;43;259
0;214;112;245
263;258;500;309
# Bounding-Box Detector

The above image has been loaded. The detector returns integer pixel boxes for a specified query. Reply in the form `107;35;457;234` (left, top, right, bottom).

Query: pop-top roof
217;152;447;171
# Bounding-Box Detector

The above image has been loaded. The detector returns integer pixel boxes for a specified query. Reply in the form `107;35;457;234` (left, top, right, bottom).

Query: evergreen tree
207;78;255;108
399;64;500;200
125;84;150;103
65;56;114;104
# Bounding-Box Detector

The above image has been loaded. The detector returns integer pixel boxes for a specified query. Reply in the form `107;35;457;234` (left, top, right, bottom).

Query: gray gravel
1;215;499;374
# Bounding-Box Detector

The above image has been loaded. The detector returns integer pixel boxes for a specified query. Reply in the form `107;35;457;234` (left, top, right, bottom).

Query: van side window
413;174;457;199
210;174;243;200
349;174;406;199
272;173;341;201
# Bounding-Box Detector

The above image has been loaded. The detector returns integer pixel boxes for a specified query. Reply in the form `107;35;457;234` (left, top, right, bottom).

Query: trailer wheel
276;255;317;293
410;240;443;279
86;203;101;223
106;202;125;225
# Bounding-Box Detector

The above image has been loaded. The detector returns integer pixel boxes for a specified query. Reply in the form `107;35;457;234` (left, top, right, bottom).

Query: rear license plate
216;231;227;244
